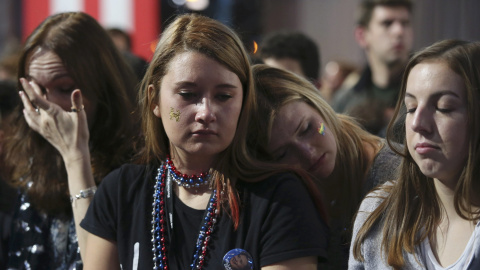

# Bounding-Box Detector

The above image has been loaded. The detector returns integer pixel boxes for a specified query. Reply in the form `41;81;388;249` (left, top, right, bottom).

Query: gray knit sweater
349;186;480;269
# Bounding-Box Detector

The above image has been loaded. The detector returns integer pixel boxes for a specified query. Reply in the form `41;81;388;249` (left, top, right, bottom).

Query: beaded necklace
151;158;218;270
165;158;210;189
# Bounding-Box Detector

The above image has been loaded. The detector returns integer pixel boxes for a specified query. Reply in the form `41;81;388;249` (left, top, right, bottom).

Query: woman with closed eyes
248;64;402;269
350;39;480;269
3;12;137;269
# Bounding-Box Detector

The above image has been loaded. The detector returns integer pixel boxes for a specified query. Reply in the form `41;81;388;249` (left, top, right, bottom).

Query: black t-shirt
80;164;328;269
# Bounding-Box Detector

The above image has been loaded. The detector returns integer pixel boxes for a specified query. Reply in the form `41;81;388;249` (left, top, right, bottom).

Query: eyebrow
174;81;239;89
216;83;240;89
27;72;71;82
405;90;461;99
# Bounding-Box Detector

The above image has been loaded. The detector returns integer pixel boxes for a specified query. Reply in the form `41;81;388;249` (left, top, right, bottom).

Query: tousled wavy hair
4;12;137;217
249;64;380;230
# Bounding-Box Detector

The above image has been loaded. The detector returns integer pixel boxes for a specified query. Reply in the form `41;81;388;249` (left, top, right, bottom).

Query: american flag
22;0;160;61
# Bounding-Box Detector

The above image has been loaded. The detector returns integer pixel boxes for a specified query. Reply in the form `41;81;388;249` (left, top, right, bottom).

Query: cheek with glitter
318;122;325;136
169;107;181;122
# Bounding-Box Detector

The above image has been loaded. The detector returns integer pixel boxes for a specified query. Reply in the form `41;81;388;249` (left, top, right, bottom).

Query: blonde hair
353;39;480;268
249;64;380;227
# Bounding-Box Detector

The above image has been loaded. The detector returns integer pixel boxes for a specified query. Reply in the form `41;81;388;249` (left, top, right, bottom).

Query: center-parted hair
138;13;257;228
353;39;480;268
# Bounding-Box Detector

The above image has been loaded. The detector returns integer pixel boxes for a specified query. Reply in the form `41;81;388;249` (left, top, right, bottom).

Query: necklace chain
151;159;218;270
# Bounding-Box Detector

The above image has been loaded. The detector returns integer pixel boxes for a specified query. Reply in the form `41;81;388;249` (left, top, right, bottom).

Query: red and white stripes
22;0;159;60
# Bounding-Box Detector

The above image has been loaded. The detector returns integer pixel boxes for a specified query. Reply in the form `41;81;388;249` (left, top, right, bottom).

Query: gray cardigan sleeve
348;190;386;269
349;183;427;270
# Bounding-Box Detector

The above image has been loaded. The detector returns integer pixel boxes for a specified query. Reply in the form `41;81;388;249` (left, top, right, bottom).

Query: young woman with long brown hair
81;13;328;270
4;12;137;269
248;64;402;269
350;39;480;269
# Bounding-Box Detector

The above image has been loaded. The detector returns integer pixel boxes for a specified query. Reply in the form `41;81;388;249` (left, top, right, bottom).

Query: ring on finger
71;105;84;113
35;107;41;115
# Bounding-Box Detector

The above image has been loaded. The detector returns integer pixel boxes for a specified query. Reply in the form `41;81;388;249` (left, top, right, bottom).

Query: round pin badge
222;248;254;270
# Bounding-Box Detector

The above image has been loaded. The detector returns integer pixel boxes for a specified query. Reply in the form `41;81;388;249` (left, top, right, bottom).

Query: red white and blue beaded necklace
151;156;218;270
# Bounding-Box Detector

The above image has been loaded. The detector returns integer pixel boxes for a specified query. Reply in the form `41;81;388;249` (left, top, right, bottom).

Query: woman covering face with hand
81;13;327;270
249;64;402;269
3;12;137;269
350;39;480;269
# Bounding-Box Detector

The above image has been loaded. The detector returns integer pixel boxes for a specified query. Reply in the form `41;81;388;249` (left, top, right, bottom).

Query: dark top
332;66;402;112
331;66;403;136
81;164;328;270
0;178;16;270
122;51;148;82
6;189;82;270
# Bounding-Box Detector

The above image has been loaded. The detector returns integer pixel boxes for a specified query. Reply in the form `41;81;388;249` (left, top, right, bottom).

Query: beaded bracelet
70;186;97;203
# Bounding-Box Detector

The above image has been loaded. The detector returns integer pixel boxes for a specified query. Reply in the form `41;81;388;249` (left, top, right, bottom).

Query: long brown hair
139;14;327;228
249;64;380;228
352;39;480;268
139;13;259;228
3;12;137;217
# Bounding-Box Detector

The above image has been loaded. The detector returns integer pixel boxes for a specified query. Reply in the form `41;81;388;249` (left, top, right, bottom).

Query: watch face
222;248;254;270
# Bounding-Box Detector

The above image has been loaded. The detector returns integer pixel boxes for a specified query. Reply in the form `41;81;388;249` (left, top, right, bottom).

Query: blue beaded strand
151;161;218;270
151;165;167;269
190;190;217;269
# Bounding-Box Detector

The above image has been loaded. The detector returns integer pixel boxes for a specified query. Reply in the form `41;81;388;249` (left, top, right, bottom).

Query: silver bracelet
70;186;97;203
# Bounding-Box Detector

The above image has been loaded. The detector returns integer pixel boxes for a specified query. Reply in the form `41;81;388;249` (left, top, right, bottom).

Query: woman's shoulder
238;172;306;197
100;163;153;189
236;172;329;263
359;181;393;213
375;140;402;165
364;140;402;192
237;172;323;219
